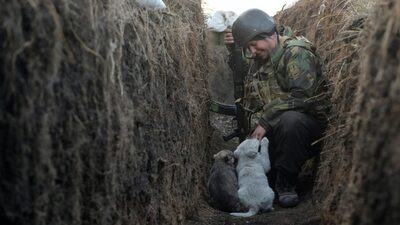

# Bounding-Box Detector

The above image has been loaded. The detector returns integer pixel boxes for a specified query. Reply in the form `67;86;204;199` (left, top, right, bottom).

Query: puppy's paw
261;137;269;146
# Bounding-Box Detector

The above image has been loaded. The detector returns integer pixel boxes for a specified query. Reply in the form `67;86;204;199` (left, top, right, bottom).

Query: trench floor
184;113;320;225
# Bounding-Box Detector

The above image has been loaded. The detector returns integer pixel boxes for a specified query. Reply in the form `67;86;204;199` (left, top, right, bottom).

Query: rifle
210;45;247;142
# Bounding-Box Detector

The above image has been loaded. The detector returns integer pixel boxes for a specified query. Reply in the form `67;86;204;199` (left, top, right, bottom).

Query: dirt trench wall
278;0;399;224
0;1;211;225
340;0;400;224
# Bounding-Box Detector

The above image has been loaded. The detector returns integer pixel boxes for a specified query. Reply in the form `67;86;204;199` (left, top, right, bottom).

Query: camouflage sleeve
258;46;320;130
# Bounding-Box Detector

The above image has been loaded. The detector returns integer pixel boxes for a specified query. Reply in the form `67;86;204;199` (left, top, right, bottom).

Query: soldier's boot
276;171;299;208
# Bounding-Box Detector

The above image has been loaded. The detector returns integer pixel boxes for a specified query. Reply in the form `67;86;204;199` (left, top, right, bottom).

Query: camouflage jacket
242;36;328;132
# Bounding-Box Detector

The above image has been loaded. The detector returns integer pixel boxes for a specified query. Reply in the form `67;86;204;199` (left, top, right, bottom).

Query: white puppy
230;138;274;217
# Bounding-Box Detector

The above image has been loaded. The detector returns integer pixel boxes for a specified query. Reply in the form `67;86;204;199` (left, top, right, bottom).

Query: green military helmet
232;9;276;47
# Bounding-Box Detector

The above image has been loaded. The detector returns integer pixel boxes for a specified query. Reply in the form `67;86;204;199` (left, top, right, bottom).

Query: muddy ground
183;113;321;225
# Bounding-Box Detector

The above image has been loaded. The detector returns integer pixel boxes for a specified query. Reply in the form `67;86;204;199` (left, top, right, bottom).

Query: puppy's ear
261;137;269;146
213;153;218;159
233;149;240;158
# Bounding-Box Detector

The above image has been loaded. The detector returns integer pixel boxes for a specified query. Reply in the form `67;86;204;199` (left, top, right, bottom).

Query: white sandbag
207;11;238;32
136;0;166;9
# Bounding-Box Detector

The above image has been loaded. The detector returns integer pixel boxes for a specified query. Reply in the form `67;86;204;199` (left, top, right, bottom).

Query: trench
183;113;321;225
1;1;399;225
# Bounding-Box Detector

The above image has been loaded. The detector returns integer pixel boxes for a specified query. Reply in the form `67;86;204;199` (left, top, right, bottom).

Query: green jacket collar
270;36;291;67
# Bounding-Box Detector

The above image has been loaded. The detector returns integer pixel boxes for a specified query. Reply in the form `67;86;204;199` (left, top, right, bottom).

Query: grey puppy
208;150;243;212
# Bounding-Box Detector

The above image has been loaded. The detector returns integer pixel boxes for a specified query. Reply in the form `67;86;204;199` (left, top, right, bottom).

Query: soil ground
184;114;320;225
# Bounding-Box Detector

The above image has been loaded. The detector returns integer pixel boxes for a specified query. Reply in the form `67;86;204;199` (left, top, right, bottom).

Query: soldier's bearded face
246;35;277;60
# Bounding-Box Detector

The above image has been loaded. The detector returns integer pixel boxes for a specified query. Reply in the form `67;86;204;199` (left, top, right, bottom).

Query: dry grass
0;1;212;225
348;0;377;15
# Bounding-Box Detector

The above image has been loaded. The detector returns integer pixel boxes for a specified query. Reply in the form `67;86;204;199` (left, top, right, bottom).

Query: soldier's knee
275;111;306;135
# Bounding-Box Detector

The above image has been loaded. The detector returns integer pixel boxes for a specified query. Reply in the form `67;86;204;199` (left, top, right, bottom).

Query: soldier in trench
224;9;328;208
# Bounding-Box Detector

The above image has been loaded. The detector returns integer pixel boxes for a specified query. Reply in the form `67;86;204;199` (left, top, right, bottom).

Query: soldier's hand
224;28;234;47
251;125;266;140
